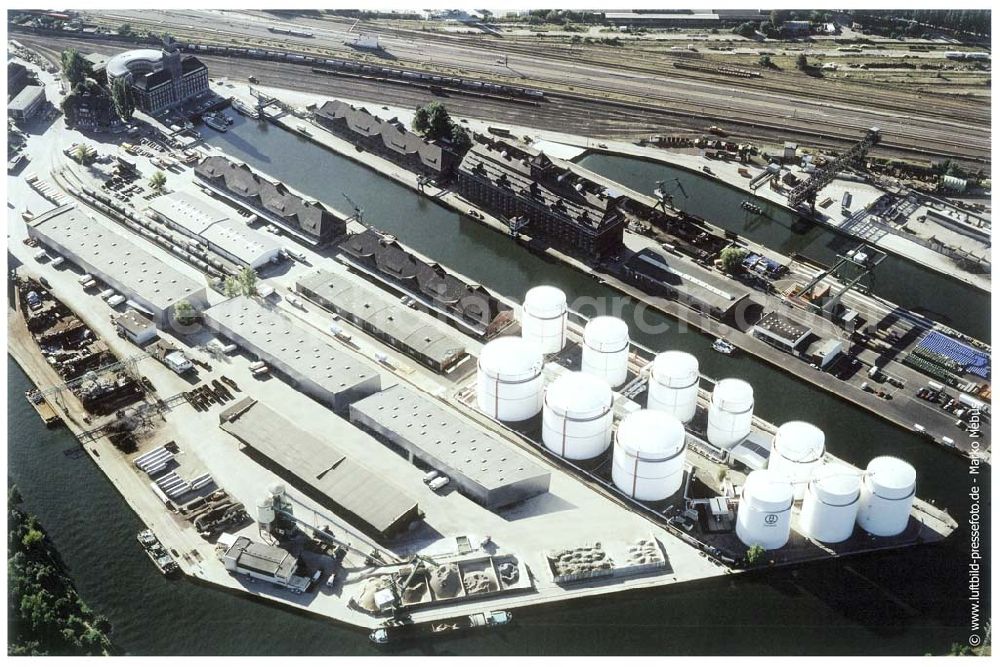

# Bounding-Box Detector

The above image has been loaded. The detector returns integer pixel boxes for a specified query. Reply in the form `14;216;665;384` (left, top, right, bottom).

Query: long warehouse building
220;398;421;539
145;191;282;269
28;204;208;321
203;296;382;410
296;269;467;373
350;384;551;510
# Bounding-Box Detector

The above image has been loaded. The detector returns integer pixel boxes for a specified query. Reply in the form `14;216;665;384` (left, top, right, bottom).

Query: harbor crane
787;127;881;211
342;192;365;225
27;353;151;402
794;243;886;314
653;179;687;212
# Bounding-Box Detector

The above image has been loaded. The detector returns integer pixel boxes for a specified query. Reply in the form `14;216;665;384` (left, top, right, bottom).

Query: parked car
422;470;439;484
428;476;450;492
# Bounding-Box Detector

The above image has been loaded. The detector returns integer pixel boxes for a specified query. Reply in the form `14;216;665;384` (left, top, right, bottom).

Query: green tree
236;266;258;296
148;170;167;192
796;53;810;71
719;246;748;274
746;544;766;565
116;22;133;36
758;55;773;68
450;124;472;153
412;105;430;134
223;276;241;298
110;76;135;123
732;21;757;38
173;299;197;325
60;49;92;88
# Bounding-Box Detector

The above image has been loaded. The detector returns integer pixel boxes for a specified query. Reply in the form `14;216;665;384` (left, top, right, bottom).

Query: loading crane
653;178;688;212
26;353;151;402
342;192;365;225
794;243;886;314
787;127;881;210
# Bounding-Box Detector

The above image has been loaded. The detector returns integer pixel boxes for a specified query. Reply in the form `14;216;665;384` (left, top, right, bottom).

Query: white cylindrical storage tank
612;410;687;501
647;351;700;423
800;463;861;543
268;482;285;498
256;496;275;525
857;456;916;537
520;285;567;354
707;379;754;449
477;336;544;422
542;372;613;460
736;469;793;550
581;316;630;388
768;421;826;500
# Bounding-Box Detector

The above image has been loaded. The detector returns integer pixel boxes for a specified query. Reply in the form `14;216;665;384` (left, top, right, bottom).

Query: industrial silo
581;316;630;388
476;336;544;422
612;410;687;501
646;350;700;423
520;285;567;354
542;371;614;460
706;378;755;449
256;495;276;527
736;469;793;550
799;463;861;543
768;421;826;500
856;456;916;537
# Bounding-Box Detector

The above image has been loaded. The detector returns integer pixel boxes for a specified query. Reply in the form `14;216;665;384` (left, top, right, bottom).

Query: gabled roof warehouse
350;384;551;510
220;399;420;538
202;296;382;411
28;204;208;320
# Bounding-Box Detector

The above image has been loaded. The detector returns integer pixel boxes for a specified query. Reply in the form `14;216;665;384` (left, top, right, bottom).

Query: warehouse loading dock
350;384;551;510
220;398;421;539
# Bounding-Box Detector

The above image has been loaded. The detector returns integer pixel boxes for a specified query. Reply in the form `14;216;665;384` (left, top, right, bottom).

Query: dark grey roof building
195;155;346;246
220;398;421;538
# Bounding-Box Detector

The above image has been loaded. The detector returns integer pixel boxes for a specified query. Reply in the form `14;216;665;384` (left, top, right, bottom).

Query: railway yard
11;9;991;167
5;8;991;650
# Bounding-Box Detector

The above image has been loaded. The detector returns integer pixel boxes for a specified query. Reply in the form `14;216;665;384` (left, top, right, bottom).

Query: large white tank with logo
581;316;630;388
542;371;613;460
476;336;544;422
612;410;687;501
768;421;826;500
856;456;916;537
736;469;793;550
520;285;567;354
800;463;861;543
646;351;700;423
707;378;754;449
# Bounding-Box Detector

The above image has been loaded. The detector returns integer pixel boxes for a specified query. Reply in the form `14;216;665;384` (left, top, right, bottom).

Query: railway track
71;13;992;139
22;31;988;166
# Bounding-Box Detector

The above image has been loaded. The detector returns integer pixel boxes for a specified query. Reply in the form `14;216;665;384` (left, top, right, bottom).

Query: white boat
712;338;736;355
231;99;260;119
202;114;228;132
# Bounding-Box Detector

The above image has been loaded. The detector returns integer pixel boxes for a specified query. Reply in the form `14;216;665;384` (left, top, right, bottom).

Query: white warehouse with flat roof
203;296;383;410
146;191;282;269
349;383;551;510
28;204;208;321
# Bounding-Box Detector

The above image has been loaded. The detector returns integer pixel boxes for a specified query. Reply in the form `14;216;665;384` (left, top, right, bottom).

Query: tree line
8;486;116;656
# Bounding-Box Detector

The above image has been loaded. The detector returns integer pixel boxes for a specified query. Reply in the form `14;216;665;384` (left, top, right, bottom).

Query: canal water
6;116;987;655
576;152;990;343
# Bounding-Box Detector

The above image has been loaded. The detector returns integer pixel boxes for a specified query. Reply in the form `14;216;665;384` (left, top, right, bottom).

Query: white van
99;288;116;300
429;476;450;492
422;470;439;484
107;295;126;307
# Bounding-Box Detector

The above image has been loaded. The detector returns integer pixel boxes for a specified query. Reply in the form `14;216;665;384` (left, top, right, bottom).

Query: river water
577;153;990;343
7;115;989;655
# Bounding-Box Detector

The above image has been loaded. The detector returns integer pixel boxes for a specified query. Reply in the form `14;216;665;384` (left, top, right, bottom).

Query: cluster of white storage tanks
646;351;700;423
612;410;687;501
738;453;917;549
707;379;755;449
541;371;614;460
490;286;920;548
